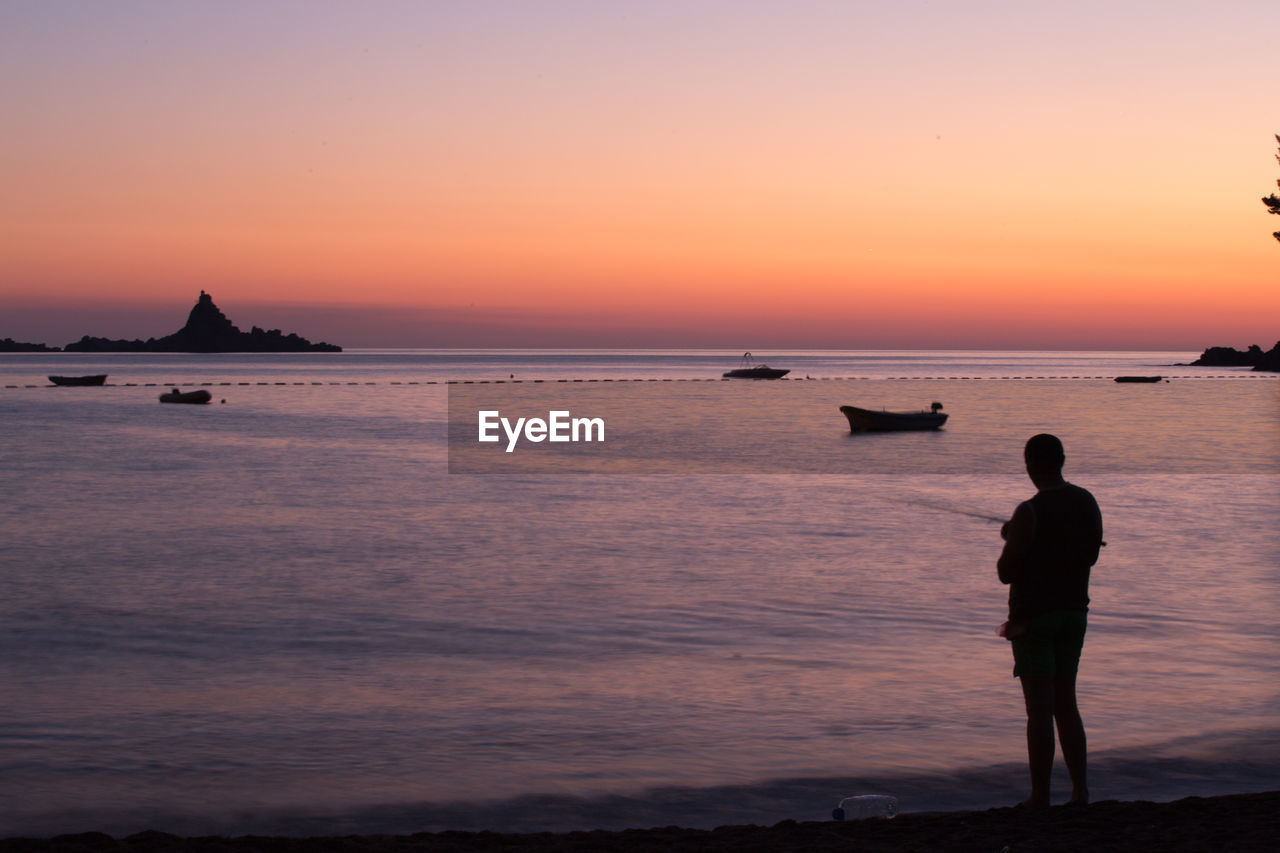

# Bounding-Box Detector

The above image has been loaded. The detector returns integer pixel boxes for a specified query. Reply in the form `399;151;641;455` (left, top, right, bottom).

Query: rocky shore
3;792;1278;852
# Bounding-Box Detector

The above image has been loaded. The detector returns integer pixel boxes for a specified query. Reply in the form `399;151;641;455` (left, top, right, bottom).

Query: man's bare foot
1015;797;1050;809
1065;788;1089;807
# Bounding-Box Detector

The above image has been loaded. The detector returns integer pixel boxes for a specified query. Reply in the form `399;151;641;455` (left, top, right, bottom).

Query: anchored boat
840;402;947;432
48;374;107;386
723;352;789;379
159;388;212;404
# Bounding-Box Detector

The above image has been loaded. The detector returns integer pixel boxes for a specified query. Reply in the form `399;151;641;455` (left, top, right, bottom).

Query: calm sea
1;350;1277;836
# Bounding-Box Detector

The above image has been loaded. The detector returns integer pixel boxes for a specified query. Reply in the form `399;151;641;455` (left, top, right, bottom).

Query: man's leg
1019;675;1055;807
1053;674;1088;805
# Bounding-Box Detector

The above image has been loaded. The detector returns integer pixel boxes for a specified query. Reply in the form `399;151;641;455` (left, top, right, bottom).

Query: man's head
1024;433;1065;486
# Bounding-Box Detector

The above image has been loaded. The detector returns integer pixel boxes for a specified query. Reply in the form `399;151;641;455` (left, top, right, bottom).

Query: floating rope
5;374;1274;390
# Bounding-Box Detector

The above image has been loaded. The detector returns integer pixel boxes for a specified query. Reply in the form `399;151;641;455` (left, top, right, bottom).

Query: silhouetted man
997;433;1103;808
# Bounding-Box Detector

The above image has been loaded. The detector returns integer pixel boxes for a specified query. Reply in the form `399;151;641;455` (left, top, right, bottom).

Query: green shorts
1010;610;1087;679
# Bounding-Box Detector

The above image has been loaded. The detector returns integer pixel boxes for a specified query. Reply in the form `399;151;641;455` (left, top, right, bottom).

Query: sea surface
1;350;1278;836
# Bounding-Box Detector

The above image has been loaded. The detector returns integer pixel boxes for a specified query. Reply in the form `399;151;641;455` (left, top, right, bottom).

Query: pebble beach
4;792;1278;852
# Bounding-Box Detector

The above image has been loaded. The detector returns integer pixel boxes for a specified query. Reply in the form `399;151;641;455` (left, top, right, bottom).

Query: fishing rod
906;497;1107;546
902;498;1006;523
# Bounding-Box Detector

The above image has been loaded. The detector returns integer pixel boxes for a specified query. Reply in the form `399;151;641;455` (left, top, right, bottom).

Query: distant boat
48;374;107;386
159;388;212;404
723;352;789;379
840;402;948;432
1114;375;1164;383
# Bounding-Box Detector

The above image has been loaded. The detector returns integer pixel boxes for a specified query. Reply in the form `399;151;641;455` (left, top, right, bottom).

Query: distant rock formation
1260;345;1280;372
1;338;61;352
64;292;342;353
1190;341;1280;372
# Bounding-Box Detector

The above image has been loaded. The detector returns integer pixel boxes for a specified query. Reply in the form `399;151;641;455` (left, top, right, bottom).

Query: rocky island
1189;340;1280;372
63;292;341;353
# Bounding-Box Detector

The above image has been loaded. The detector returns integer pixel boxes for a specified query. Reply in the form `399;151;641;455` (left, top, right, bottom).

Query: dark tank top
1008;483;1103;620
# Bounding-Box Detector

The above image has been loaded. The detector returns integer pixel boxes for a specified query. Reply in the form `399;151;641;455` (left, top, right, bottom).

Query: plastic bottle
831;794;898;821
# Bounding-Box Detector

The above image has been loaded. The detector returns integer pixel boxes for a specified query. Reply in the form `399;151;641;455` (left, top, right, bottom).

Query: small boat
840;402;947;432
49;374;107;386
723;352;789;379
1114;375;1164;383
159;388;212;404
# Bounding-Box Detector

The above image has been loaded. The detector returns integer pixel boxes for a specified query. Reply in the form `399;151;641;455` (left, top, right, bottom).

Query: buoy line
5;373;1275;390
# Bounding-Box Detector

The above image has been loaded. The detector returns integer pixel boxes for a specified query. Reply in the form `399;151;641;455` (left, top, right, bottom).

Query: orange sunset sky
2;1;1277;349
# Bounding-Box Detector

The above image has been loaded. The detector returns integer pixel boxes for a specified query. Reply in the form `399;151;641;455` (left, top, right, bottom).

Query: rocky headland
1189;340;1280;372
63;292;341;353
1;338;61;352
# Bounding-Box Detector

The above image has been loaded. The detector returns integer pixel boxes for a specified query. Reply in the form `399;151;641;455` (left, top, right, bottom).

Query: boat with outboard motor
840;402;947;432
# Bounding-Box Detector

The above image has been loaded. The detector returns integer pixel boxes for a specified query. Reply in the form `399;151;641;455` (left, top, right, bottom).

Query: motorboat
840;402;947;432
723;352;789;379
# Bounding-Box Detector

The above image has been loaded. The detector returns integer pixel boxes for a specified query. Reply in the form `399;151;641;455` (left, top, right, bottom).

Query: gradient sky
2;0;1277;349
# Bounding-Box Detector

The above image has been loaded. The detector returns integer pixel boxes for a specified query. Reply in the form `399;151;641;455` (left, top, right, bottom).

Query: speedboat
723;352;789;379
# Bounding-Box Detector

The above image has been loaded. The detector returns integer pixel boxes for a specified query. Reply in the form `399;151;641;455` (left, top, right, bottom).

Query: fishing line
899;497;1006;523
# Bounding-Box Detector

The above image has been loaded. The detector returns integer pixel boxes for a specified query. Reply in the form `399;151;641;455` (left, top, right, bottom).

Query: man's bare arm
997;501;1035;584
